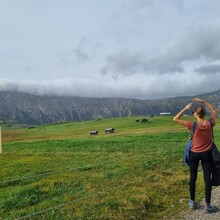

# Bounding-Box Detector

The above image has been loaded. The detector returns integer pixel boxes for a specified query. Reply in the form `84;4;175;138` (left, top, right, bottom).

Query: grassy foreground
1;116;220;219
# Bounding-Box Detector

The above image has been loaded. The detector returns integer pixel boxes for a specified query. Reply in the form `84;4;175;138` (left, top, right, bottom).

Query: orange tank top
186;119;214;153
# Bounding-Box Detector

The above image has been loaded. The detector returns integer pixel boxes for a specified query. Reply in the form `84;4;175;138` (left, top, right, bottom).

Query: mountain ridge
0;90;220;125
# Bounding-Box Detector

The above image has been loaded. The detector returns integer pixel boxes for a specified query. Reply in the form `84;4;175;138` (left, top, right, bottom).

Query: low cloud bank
1;73;219;100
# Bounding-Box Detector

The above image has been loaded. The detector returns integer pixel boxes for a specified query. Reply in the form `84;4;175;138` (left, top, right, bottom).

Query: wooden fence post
0;127;2;154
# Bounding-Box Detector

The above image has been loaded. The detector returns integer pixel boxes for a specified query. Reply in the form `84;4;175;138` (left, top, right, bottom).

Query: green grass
1;116;220;219
1;116;183;143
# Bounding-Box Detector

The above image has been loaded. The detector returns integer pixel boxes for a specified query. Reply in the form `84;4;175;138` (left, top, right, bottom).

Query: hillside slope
0;90;220;125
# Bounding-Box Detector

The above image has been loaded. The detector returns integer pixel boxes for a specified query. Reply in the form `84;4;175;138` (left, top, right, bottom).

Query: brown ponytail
194;106;206;118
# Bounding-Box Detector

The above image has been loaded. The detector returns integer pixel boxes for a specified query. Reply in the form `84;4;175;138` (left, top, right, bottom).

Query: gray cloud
60;37;91;68
100;51;143;77
120;0;154;10
142;55;185;74
194;64;220;74
59;36;103;71
165;24;220;61
100;23;220;78
72;37;91;63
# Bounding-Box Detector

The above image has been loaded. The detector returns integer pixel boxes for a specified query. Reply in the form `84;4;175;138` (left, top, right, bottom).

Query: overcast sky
1;0;220;99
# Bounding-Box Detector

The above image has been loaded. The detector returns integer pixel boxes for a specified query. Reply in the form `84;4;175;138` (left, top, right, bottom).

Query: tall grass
1;116;220;219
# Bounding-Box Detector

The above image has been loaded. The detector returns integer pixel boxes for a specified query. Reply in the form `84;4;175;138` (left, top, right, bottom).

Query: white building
160;112;171;116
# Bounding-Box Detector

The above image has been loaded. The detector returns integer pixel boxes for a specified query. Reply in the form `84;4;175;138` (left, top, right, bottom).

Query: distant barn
90;130;98;135
105;128;115;134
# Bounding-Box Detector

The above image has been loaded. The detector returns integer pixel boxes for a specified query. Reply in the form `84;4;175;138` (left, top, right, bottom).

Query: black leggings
189;150;213;203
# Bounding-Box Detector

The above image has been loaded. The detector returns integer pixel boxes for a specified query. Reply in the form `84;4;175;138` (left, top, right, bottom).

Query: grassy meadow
1;116;220;219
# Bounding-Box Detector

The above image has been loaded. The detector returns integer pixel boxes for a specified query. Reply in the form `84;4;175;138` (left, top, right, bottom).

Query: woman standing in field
173;98;217;213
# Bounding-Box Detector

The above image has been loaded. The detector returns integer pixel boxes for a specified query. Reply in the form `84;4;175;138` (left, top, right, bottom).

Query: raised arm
193;98;217;119
173;103;193;126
